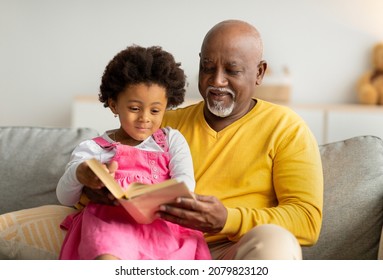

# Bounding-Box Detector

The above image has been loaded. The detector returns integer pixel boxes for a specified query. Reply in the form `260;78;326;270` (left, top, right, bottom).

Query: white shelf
286;103;383;144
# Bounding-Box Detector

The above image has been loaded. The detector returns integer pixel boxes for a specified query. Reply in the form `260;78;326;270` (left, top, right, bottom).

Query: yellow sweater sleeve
162;100;323;245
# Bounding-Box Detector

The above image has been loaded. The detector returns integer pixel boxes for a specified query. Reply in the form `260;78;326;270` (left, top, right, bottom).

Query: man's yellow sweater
162;99;323;245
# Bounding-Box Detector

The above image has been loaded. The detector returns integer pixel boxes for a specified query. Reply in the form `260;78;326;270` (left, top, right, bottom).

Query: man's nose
211;69;228;86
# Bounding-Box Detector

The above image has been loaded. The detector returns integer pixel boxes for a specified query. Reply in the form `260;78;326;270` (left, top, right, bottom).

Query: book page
119;181;193;223
85;158;125;199
125;179;180;198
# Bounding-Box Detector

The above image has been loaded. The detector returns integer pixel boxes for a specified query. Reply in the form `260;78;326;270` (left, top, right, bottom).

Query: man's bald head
201;20;264;59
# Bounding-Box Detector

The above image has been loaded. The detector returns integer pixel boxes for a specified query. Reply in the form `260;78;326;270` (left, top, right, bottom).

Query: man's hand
159;194;228;233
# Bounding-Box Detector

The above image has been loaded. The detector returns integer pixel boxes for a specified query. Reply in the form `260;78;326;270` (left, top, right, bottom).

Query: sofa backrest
302;135;383;259
0;127;99;214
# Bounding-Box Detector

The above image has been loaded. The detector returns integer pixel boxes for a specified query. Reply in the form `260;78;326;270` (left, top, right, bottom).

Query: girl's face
108;83;168;144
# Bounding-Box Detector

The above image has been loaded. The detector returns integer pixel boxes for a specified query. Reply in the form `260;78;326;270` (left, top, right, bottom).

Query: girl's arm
165;127;196;192
56;139;114;206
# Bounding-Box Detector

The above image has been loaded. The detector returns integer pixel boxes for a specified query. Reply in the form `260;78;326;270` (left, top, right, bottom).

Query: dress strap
92;136;118;149
152;129;168;152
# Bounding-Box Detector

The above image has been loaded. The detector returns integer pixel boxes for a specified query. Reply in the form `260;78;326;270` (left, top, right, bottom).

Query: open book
85;158;193;224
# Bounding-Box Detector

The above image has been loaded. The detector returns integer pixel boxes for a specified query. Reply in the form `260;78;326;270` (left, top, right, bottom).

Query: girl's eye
129;107;140;112
151;108;161;114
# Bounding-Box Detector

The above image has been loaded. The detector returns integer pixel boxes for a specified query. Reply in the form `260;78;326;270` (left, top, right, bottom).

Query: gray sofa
0;126;382;260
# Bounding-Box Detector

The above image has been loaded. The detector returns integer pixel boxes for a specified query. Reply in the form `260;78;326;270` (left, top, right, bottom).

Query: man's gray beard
207;100;235;117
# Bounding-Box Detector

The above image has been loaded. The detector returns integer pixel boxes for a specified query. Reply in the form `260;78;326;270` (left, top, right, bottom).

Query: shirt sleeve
56;138;114;206
165;127;196;191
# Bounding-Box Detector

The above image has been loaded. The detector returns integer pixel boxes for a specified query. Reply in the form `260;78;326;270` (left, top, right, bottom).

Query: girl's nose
138;111;150;122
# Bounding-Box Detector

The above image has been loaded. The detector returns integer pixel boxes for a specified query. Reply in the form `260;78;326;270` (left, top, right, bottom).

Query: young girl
56;45;211;260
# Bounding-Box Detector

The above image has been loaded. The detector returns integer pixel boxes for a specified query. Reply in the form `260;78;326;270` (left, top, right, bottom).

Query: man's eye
227;69;240;75
201;66;215;74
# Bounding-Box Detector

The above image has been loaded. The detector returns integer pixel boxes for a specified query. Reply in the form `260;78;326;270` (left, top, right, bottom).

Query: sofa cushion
302;135;383;259
0;127;99;214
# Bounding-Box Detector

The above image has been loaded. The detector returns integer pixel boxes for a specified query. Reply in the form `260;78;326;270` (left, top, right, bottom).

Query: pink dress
59;129;211;260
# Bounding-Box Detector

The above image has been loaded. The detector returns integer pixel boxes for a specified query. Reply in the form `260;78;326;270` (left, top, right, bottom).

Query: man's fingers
193;194;217;202
175;196;201;211
160;194;228;234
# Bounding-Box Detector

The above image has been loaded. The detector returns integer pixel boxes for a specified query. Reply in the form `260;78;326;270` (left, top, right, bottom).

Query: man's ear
108;98;118;115
256;60;267;85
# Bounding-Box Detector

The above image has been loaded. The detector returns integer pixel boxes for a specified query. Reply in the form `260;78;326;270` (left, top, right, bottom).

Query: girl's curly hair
99;45;186;108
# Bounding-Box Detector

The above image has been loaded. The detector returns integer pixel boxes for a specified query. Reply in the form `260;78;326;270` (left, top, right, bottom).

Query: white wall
1;0;382;128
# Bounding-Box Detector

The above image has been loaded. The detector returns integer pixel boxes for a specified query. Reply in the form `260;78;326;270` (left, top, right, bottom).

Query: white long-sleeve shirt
56;127;195;206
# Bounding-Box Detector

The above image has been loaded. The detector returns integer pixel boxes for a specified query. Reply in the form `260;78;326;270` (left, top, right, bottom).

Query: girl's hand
76;160;118;189
83;185;117;206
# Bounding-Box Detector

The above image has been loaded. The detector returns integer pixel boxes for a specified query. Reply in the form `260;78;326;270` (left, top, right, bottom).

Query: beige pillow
0;205;77;260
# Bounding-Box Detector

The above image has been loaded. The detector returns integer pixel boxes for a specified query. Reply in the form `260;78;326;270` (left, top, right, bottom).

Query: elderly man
159;19;323;260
